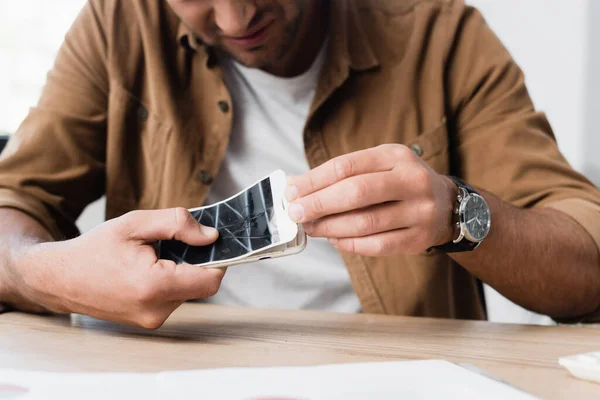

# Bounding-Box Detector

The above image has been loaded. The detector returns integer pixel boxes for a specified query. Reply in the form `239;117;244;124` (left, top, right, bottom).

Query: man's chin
221;46;275;70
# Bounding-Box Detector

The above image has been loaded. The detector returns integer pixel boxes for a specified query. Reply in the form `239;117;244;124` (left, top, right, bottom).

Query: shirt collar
178;22;218;67
329;0;380;72
177;22;199;52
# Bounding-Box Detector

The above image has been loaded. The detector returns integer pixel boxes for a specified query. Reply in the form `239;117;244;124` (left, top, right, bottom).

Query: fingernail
328;238;339;246
285;184;298;202
288;203;304;223
200;225;219;238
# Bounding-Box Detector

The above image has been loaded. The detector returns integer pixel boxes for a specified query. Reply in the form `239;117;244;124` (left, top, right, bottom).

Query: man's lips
223;21;274;49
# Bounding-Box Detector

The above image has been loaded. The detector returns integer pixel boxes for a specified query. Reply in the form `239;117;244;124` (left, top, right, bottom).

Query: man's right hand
5;208;224;329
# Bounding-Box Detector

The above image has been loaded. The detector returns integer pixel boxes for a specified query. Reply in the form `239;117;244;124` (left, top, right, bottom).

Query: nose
214;0;258;37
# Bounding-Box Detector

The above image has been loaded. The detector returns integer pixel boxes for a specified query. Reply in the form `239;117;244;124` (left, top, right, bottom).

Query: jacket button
218;100;230;113
410;143;424;157
137;105;149;121
197;170;214;185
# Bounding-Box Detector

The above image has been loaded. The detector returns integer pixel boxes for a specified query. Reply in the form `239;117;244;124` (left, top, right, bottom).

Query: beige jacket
1;0;599;320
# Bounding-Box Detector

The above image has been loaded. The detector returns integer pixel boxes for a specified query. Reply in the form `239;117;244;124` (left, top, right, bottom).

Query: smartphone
158;170;306;268
218;222;308;267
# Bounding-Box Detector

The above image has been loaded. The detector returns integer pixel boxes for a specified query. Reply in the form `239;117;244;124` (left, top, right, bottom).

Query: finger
288;171;401;223
329;228;424;257
121;208;219;245
285;144;411;201
157;260;226;301
304;201;421;238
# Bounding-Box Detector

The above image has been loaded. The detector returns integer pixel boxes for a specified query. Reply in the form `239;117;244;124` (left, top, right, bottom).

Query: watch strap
447;175;477;196
431;238;478;253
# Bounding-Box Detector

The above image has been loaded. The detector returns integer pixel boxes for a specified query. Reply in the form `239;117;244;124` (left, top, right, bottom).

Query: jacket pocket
106;84;172;211
405;118;449;174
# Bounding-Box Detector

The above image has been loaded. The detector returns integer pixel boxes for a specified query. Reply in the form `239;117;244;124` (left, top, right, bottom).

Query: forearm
452;191;600;320
0;208;54;312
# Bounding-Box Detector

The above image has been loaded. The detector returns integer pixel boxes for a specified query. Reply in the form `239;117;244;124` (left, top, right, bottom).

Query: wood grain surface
1;303;600;399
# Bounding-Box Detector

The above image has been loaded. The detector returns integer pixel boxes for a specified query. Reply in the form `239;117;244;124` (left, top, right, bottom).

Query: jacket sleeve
445;3;600;321
0;0;109;239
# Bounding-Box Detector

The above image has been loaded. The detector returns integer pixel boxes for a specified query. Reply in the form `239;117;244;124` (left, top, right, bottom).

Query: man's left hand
285;144;457;256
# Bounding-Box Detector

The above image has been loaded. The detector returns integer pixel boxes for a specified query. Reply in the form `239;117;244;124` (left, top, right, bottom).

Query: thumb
120;208;218;245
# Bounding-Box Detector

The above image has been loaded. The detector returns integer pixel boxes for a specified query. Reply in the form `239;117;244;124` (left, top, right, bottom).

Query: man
0;0;599;329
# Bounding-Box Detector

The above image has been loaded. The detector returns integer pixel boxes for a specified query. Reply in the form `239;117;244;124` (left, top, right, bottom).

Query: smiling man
0;0;599;328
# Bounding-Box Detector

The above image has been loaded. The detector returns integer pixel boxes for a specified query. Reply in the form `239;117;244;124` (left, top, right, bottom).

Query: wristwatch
431;176;491;253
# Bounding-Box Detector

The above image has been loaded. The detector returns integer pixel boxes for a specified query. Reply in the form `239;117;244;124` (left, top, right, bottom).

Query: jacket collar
329;0;379;72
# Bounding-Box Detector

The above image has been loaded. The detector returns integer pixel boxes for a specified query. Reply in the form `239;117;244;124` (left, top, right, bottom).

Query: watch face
463;194;491;241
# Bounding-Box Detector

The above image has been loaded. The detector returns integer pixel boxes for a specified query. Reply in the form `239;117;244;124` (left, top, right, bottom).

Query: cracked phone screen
159;178;280;265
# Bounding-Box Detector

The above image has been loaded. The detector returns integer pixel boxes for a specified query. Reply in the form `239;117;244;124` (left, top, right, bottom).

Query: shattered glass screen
159;178;280;265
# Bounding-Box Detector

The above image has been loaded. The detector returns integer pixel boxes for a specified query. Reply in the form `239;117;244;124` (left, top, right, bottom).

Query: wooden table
1;304;600;399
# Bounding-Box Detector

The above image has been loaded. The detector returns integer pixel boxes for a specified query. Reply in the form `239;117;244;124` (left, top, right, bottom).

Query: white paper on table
0;360;537;400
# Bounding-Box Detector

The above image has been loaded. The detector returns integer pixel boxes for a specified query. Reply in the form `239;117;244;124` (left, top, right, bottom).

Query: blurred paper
0;360;536;400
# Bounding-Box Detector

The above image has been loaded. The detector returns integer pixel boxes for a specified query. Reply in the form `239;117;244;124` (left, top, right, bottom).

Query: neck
264;1;329;77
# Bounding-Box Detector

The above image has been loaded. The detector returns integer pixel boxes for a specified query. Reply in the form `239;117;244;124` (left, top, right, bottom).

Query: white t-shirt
203;43;361;313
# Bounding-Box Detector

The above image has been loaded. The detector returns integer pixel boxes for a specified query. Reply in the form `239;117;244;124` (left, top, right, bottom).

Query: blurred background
0;0;598;325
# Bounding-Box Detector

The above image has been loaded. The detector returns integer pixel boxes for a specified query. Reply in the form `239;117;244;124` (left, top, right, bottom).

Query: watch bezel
455;192;491;244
